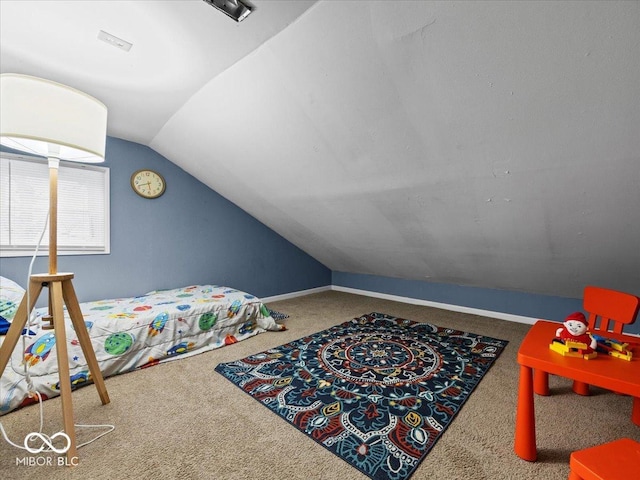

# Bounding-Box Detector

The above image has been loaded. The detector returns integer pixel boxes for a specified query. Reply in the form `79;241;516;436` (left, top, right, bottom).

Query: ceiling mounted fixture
203;0;253;22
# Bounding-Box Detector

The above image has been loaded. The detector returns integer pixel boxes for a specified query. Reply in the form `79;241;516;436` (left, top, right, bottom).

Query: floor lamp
0;74;110;463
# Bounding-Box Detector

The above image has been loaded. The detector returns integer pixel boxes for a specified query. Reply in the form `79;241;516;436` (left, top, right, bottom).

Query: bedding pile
0;277;284;415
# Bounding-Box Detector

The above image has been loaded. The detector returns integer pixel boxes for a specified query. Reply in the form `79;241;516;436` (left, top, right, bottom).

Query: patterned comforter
0;284;284;415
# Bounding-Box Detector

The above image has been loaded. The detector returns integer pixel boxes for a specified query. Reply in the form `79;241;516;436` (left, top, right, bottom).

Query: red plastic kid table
514;320;640;461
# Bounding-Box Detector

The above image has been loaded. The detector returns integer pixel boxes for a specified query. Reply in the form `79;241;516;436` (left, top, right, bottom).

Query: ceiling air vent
203;0;253;22
97;30;133;52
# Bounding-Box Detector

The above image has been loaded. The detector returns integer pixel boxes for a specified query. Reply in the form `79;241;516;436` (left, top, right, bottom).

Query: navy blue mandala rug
215;312;508;480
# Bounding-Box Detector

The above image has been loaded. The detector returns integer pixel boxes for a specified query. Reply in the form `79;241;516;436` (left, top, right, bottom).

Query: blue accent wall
332;271;640;335
1;137;331;303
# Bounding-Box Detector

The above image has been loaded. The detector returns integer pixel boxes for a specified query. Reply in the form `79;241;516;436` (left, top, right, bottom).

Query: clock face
131;169;166;199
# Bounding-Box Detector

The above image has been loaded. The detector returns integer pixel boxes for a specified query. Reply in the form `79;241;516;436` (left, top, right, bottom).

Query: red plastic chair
534;286;640;397
583;285;640;334
568;437;640;480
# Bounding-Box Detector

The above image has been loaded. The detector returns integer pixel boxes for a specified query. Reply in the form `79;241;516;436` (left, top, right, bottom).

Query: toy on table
592;334;633;361
549;311;597;359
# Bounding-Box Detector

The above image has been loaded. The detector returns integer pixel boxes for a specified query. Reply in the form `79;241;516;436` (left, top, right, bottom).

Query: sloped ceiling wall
2;1;638;300
152;1;640;298
0;0;318;143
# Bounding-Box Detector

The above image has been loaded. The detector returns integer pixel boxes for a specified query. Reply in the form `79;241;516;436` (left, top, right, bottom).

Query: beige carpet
1;291;638;479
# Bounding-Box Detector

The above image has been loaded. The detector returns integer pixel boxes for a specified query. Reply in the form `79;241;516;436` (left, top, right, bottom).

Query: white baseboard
264;284;538;325
261;285;331;303
265;285;640;337
331;285;539;325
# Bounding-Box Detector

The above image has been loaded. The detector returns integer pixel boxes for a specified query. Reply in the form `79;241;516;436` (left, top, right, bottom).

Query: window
0;153;110;257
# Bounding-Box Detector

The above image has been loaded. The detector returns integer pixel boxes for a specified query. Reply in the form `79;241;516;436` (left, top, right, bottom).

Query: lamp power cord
0;208;115;454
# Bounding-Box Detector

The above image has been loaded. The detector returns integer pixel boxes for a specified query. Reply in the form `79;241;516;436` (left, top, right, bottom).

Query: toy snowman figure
556;311;597;352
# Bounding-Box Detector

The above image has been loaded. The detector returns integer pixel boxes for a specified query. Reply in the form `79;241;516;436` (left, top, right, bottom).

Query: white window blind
0;153;110;256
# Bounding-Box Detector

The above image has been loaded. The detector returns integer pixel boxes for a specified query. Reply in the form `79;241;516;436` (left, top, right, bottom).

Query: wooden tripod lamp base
0;273;110;464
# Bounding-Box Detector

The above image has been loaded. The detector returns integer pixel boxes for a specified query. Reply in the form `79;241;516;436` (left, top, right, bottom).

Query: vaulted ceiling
2;1;639;299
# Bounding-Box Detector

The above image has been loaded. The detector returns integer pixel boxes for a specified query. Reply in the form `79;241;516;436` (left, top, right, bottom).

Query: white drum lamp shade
0;73;107;163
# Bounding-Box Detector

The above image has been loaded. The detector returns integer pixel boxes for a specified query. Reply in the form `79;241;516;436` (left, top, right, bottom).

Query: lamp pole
48;156;59;275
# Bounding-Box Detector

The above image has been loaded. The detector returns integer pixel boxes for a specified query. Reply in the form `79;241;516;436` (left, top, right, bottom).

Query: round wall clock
131;169;166;199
